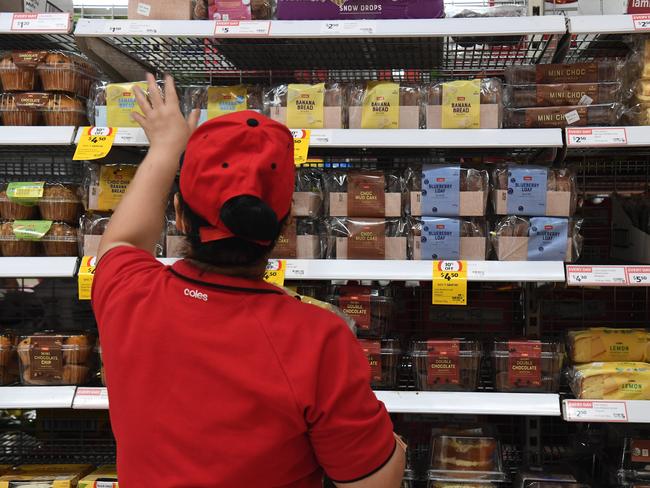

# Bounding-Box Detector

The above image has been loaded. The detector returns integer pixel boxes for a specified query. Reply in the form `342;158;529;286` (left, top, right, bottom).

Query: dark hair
177;193;285;267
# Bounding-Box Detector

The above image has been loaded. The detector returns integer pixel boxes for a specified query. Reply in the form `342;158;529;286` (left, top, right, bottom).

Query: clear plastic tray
412;340;482;392
429;435;507;482
618;438;650;484
492;340;564;393
326;289;393;339
358;339;401;389
0;183;39;220
38;183;81;224
0;93;87;126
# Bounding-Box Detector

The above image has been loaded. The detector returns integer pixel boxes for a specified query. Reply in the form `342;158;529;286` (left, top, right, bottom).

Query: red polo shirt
92;246;395;487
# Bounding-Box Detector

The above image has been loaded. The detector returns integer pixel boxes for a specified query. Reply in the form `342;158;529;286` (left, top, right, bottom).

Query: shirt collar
169;259;285;295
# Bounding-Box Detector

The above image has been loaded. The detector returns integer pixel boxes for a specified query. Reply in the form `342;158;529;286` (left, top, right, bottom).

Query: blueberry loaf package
410;217;488;261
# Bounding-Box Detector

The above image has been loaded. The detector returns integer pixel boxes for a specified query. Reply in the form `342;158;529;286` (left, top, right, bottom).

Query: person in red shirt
92;74;406;487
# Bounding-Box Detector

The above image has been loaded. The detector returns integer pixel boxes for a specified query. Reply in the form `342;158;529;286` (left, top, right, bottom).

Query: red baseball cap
179;111;295;244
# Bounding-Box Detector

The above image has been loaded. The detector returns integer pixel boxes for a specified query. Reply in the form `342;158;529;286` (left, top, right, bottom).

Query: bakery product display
42;94;87;126
430;435;503;475
411;340;481;392
37;51;99;96
83;163;137;212
410;217;487;261
0;221;40;256
266;83;345;129
0;51;44;91
183;85;264;124
505;62;622;85
348;82;422;129
358;339;401;389
294;168;323;218
504;103;622;128
491;166;577;217
491;216;583;262
425;79;503;129
270;218;323;259
505;82;622;108
91;81;164;127
38;184;81;224
568;328;650;363
0;183;40;220
0;92;45;126
42;222;78;257
326;284;393;339
326;217;409;260
325;170;405;218
408;165;489;217
568;362;650;400
492;340;564;393
17;333;94;386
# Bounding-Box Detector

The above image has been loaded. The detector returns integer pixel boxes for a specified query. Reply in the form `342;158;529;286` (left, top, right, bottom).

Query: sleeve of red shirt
92;245;163;325
303;316;396;483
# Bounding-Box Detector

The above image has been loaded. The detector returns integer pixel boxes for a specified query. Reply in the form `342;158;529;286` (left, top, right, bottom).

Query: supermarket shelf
73;387;109;409
0;126;76;145
0;12;71;34
0;386;76;409
284;260;566;282
563;399;650;423
95;128;563;149
376;391;561;416
0;257;78;278
568;14;640;34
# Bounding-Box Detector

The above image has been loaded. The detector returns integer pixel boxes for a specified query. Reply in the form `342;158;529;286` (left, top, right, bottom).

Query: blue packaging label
507;166;547;215
527;217;568;261
420;217;460;260
421;165;460;216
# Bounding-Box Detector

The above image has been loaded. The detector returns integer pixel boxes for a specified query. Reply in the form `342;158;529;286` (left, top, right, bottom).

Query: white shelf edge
284;260;566;282
74;16;567;39
73;387;109;409
0;126;76;145
0;386;77;409
562;399;650;423
377;391;561;416
0;12;71;34
0;257;78;278
568;14;637;34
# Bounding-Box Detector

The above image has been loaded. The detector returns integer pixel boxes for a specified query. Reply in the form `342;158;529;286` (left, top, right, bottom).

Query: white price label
214;20;270;36
285;260;310;279
565;400;628;422
101;20;161;35
633;14;650;30
467;261;488;280
113;128;149;145
566;265;628;286
310;130;331;145
625;266;650;286
564;110;581;125
567;128;628;147
320;21;376;35
11;13;70;32
578;94;593;106
73;387;109;409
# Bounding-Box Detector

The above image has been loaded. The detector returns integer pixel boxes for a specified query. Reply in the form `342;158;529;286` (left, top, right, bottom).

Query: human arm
97;73;199;261
333;435;406;488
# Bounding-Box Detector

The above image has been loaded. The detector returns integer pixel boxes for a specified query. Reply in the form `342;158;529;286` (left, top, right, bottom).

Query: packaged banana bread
568;328;650;363
183;85;263;125
410;217;487;261
425;78;503;129
82;163;137;212
569;362;650;400
266;83;345;129
491;216;583;262
90;80;166;127
407;165;489;217
348;82;422;129
326;217;408;260
324;170;405;218
492;165;577;217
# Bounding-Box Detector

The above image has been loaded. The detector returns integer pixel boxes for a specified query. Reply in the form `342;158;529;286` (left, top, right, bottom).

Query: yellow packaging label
570;328;650;362
361;82;400;129
264;259;286;287
106;82;148;128
78;255;97;301
287;83;325;129
207;85;248;119
96;165;137;211
290;129;311;166
433;260;467;306
441;79;481;129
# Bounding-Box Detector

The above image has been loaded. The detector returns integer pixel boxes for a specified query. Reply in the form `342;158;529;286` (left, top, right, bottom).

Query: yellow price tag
78;255;97;300
264;259;286;287
73;127;116;161
291;129;311;166
432;260;467;306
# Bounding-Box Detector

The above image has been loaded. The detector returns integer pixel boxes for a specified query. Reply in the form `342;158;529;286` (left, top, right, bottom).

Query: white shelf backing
285;260;566;282
376;391;561;416
73;387;109;409
568;14;640;34
563;399;650;423
0;386;76;409
0;257;78;278
0;12;71;34
0;126;76;145
74;16;567;39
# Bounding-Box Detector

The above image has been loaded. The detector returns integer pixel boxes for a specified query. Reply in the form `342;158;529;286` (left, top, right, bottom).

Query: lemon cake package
568;328;650;363
569;362;650;400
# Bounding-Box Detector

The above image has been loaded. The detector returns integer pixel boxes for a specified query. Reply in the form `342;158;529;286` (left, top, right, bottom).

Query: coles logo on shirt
184;288;208;302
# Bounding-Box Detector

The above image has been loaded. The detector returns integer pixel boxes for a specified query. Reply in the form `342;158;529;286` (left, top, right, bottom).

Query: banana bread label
426;340;460;386
421;165;460;216
536;84;599;106
340;295;371;330
632;440;650;462
12;220;52;240
441;79;481;129
6;181;44;205
527;217;568;261
30;336;63;381
536;63;599;83
347;172;386;217
361;82;399;129
14;92;49;109
11;50;47;67
359;339;382;382
106;82;148;127
508;340;542;388
507;166;547;215
207;85;247;119
347;219;385;259
420;217;460;260
271;219;297;259
93;165;137;212
287;83;325;129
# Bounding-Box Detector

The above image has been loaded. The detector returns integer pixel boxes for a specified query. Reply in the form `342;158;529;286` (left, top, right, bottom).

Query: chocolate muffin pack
425;78;503;129
491;165;577;217
492;340;564;393
407;165;489;217
358;338;401;389
348;82;422;129
411;339;482;392
326;217;409;260
0;51;44;91
410;217;488;261
0;92;87;126
324;170;405;218
183;84;264;124
491;216;583;262
270;218;324;259
17;332;95;386
266;83;345;129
